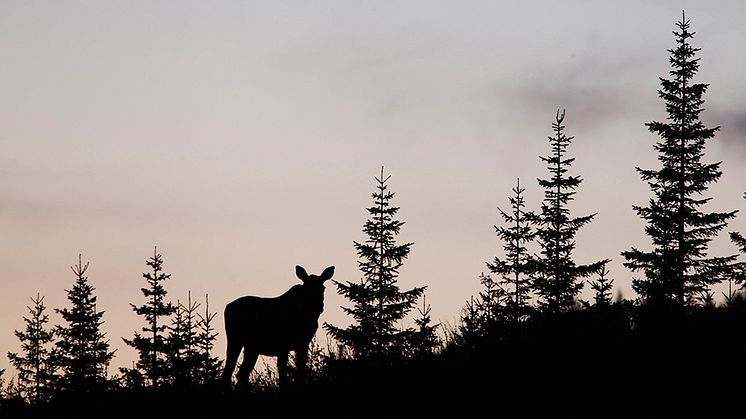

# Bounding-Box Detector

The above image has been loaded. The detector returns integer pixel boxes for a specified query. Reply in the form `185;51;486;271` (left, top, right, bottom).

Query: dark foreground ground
3;305;745;418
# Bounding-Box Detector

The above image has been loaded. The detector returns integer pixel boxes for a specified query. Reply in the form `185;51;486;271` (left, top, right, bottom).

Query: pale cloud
710;109;746;158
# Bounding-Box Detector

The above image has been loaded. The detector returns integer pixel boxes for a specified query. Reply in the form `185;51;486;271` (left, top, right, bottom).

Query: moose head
294;265;335;316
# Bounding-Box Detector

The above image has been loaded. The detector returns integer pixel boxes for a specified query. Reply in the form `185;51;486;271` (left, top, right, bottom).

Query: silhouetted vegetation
733;194;746;252
410;295;440;358
324;167;426;362
731;193;746;289
588;261;614;307
166;293;201;387
487;178;537;324
163;292;222;388
622;12;738;308
121;247;176;388
3;11;746;418
534;109;609;313
52;255;114;393
6;294;56;405
195;295;223;386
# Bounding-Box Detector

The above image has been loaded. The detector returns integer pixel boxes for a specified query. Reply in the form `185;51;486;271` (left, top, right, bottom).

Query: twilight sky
2;1;746;374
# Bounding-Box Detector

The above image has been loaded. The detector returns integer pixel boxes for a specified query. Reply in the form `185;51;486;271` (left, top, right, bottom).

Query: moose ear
320;266;335;282
296;265;309;282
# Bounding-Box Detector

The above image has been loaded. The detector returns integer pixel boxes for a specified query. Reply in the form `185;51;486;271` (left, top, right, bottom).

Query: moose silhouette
221;265;335;388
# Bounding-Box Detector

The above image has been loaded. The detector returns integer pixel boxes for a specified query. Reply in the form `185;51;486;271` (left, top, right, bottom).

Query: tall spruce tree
622;12;737;307
7;294;57;404
122;247;175;387
54;255;114;392
325;167;425;361
534;110;607;313
487;178;537;323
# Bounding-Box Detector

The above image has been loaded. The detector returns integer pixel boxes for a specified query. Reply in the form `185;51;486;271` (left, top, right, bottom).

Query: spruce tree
165;299;187;386
166;293;201;387
2;374;22;402
7;294;57;404
456;296;484;350
296;337;326;384
455;273;504;349
54;255;114;392
534;110;607;313
325;167;425;361
122;247;175;387
196;295;222;386
622;12;737;307
475;272;504;329
411;296;440;358
731;193;746;254
487;178;538;323
588;262;614;307
728;193;746;295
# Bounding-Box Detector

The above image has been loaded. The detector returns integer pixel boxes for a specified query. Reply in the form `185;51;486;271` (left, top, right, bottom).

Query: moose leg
295;346;309;385
221;338;242;385
235;349;258;385
277;352;288;390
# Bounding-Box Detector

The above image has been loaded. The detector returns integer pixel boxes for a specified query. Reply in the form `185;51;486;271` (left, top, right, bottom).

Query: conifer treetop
534;110;607;313
622;12;738;306
325;166;425;361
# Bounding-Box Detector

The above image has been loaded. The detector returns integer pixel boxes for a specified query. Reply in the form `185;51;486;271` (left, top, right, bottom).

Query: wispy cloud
706;107;746;158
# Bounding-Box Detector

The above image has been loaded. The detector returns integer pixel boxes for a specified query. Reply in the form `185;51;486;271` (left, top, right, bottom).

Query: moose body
222;265;334;387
